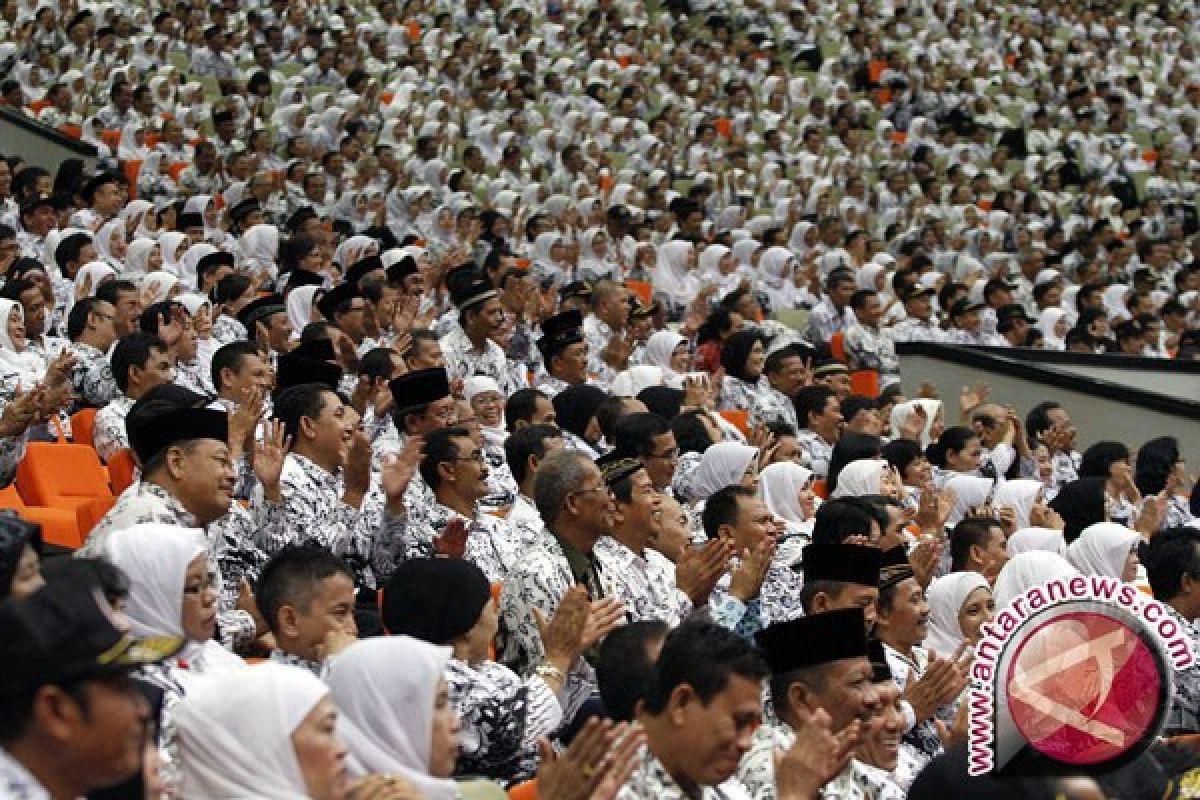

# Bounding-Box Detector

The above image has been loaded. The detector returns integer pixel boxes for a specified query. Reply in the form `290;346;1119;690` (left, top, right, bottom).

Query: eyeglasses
571;484;613;498
646;448;680;461
451;451;486;465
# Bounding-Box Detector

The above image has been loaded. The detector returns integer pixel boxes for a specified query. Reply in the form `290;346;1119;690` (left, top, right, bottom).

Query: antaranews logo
968;575;1196;776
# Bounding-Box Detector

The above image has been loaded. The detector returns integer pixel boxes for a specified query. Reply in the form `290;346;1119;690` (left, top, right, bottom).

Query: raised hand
675;539;733;605
381;435;424;509
537;719;646;800
959;382;989;416
898;404;927;442
729;537;775;603
0;385;40;437
581;596;626;649
433;515;469;558
775;707;862;800
534;585;590;672
909;537;942;590
253;419;290;502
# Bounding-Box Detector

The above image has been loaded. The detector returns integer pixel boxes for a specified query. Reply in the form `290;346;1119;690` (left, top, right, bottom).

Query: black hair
794;385;837;429
950;516;1000;572
255;543;355;637
595;395;632;445
504;388;551;433
926;426;977;468
1135;436;1180;496
596;620;671;722
214;274;254;306
359;347;398;382
503;423;562;486
840;395;877;425
701;484;755;540
1025;401;1063;442
1143;526;1200;602
671;409;714;455
641;618;769;715
95;278;137;307
272;382;338;444
418;426;470;491
110;332;167;392
65;297;103;341
882;438;924;478
613;412;670;459
211;340;262;392
811;499;876;544
1079;441;1131;479
764;344;805;377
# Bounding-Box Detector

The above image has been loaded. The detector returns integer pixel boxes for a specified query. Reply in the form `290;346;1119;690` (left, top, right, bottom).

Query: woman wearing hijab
73;260;117;300
1035;307;1069;350
610;365;665;398
943;474;996;528
158;231;190;278
240;223;282;284
991;479;1046;530
717;330;767;412
993;551;1078;609
530;231;570;288
174;663;348;800
830;457;895;499
0;513;43;600
464;375;507;452
690;441;760;505
652;239;698;315
140;271;181;305
381;559;568;786
759;461;817;565
1006;527;1068;558
924;571;993;658
642;331;690;386
125;237;162;277
577;227;618;282
697;243;741;296
327;636;506;800
0;299;48;394
1048;476;1109;542
95;218;128;270
1066;522;1141;582
889;398;944;449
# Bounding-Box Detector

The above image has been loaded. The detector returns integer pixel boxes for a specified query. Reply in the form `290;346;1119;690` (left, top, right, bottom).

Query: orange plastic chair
107;449;137;494
100;129;122;151
719;409;751;437
380;91;395;105
70;408;99;450
0;484;83;549
812;479;828;500
713;117;733;139
144;131;161;148
76;495;116;537
867;60;888;86
122;160;142;199
848;370;880;399
16;443;114;543
829;332;847;363
166;162;188;181
508;779;538;800
625;279;653;305
59;124;83;139
889;130;908;145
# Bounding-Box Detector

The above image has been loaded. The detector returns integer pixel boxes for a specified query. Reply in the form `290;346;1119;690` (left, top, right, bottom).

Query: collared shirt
446;657;563;784
1163;606;1200;736
1051;449;1081;490
268;648;327;678
93;393;136;463
67;340;117;408
211;314;248;346
882;643;943;762
508;493;545;544
942;329;1006;347
480;441;518;513
405;500;528;583
842;324;900;387
796;430;836;478
619;743;752;800
258;452;407;588
719;375;769;413
890;317;946;344
749;386;799;433
174;356;214;395
708;557;805;640
594;536;692;627
440;324;527;396
497;529;607;722
535;373;573;398
0;747;50;800
81;480;273;650
583;314;620;386
805;298;856;345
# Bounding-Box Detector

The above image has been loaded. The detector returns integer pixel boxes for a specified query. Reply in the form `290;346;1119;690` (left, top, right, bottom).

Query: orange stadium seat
0;484;83;550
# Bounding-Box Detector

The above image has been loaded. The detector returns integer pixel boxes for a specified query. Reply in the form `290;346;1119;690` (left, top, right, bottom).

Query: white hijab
889;399;941;447
831;458;888;499
1036;307;1067;350
464;375;507;447
653;240;697;305
159;231;190;276
993;551;1077;609
1066;522;1139;579
287;285;321;336
945;474;995;527
692;442;758;501
1007;527;1068;559
0;299;45;386
175;663;328;799
643;330;687;381
74;260;117;298
759;461;815;531
991;479;1043;530
140;271;180;304
924;571;990;658
125;237;159;277
325;637;460;800
611;365;664;398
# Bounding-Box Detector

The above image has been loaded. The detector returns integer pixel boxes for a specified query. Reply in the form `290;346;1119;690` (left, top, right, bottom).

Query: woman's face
744;339;766;377
428;678;461;778
957;587;995;645
930;410;945;442
8;543;44;599
180;554;218;642
796;478;816;519
740;459;760;491
292;696;349;800
549;241;566;263
191;304;213;337
669;342;691;374
1034;444;1054;485
6;307;25;350
718;253;736;275
1122;545;1139;583
591;232;608;256
1054;316;1069;338
947;436;983;473
469;390;504;428
146;245;163;272
460;598;498;664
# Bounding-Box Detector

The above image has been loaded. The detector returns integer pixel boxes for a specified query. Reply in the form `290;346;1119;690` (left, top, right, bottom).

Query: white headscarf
831;458;888;499
1036;307;1067;350
692;442;758;501
924;571;990;658
125;238;159;277
140;271;180;305
1066;522;1140;579
0;299;45;386
95;219;126;269
73;260;117;298
759;461;815;532
464;375;507;448
179;243;217;289
1007;527;1068;559
175;663;328;799
240;224;280;273
653;240;697;305
98;523;207;640
992;479;1043;530
945;474;995;526
611;365;664;398
326;637;460;800
643;331;687;381
993;552;1077;609
286;285;321;336
158;232;190;276
889;399;941;447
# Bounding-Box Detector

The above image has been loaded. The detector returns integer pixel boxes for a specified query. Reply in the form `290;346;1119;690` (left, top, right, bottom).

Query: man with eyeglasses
407;426;523;582
441;277;528;396
613;412;680;494
64;297;118;409
498;449;627;724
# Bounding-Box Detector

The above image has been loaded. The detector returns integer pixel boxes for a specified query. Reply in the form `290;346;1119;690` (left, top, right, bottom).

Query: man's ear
667;683;696;726
299;414;318;441
278;604;300;639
